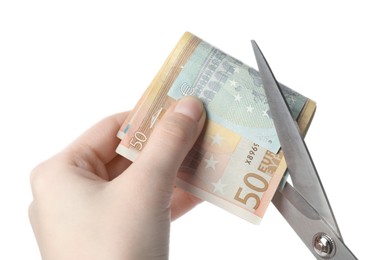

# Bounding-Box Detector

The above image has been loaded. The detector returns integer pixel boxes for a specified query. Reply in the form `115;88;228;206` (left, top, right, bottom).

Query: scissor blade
273;182;358;259
251;41;341;237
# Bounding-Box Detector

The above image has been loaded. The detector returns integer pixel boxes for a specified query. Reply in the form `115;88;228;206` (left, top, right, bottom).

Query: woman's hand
29;97;206;260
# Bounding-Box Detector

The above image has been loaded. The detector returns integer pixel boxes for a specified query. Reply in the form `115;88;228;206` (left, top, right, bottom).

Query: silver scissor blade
251;40;342;238
273;183;358;259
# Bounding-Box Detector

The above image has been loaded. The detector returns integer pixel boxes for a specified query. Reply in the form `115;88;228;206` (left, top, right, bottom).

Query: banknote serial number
245;143;259;165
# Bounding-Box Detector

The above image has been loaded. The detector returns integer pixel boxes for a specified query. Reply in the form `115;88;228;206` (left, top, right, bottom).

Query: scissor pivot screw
313;233;336;259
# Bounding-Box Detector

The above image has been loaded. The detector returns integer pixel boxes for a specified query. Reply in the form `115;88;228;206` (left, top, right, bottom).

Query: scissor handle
272;182;358;260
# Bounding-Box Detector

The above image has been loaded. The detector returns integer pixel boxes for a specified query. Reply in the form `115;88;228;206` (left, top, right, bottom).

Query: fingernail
174;96;204;122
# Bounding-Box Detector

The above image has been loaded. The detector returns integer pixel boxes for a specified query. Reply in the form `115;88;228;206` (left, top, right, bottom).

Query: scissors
251;41;358;259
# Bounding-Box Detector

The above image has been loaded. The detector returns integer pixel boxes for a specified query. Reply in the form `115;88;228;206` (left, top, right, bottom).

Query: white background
1;1;380;259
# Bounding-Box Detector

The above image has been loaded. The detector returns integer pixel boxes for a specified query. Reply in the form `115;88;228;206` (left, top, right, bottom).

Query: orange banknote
116;32;315;224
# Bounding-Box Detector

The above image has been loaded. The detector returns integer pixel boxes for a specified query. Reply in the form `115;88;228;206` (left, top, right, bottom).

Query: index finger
65;111;129;164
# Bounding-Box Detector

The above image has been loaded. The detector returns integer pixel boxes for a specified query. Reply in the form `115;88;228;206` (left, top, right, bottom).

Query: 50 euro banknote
116;32;316;224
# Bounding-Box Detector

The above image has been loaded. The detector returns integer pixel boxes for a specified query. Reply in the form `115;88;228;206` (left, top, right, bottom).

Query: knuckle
28;202;36;223
157;114;198;146
29;161;51;196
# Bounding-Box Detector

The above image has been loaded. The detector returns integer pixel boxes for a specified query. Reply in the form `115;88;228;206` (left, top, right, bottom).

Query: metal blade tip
251;40;258;49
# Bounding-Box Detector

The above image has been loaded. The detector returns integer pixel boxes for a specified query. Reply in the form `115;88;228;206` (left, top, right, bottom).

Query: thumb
128;96;205;197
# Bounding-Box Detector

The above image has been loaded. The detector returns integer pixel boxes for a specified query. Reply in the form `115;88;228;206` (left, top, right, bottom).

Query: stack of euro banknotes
116;32;316;224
